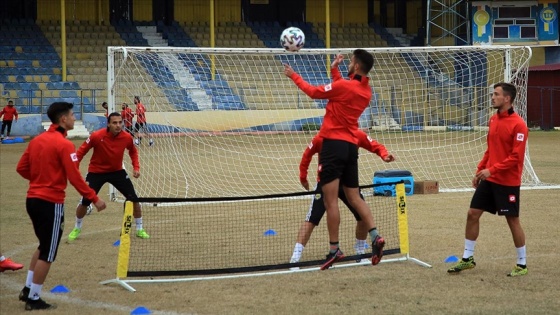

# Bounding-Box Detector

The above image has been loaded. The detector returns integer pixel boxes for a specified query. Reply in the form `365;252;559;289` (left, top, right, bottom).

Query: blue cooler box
373;170;414;196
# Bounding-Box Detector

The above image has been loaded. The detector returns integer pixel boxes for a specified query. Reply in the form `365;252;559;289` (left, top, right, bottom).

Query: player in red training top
17;102;106;310
67;112;150;242
121;103;134;135
132;96;154;146
448;82;529;277
1;100;18;139
289;130;395;266
285;49;386;269
101;101;108;118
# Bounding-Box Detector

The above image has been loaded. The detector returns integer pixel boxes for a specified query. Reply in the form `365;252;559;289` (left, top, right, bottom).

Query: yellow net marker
395;183;410;255
116;201;134;278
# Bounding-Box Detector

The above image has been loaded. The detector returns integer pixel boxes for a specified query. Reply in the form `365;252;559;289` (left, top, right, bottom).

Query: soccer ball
280;27;305;52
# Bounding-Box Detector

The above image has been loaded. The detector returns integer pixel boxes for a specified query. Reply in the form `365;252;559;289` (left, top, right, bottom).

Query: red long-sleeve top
77;128;140;173
0;105;18;121
299;130;389;184
477;108;528;186
289;67;371;144
121;107;134;127
135;102;146;124
16;124;99;204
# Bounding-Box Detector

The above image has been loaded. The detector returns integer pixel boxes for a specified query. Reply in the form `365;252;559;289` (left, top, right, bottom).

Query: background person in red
290;131;395;266
67;112;150;242
448;82;529;277
284;50;385;270
1;100;18;140
121;103;134;135
16;102;106;310
133;96;154;146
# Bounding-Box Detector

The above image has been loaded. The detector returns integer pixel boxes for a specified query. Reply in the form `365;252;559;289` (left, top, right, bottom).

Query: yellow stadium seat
8;76;17;82
7;61;15;67
38;83;47;90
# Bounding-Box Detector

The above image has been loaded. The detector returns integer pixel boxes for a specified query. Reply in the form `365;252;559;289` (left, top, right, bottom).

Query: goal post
106;45;545;200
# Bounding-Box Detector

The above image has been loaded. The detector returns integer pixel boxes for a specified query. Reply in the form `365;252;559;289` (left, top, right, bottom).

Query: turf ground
1;131;559;315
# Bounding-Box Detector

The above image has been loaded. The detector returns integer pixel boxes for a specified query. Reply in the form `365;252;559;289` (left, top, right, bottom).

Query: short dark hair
107;112;121;123
134;96;140;102
8;100;13;104
47;102;73;124
353;49;374;74
494;82;517;103
102;101;108;106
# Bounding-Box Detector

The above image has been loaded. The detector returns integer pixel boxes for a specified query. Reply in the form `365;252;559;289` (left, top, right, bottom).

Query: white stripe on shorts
47;203;64;262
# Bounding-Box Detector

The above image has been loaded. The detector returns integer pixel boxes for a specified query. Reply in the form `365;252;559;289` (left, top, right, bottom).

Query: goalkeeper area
102;183;428;291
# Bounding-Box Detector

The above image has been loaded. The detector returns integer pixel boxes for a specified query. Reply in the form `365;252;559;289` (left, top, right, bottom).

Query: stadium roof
528;63;560;71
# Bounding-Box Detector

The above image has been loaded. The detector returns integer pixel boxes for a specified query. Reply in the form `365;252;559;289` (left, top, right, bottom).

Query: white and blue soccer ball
280;27;305;52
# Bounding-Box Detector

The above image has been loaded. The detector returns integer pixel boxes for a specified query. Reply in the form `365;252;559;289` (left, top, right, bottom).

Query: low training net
124;184;402;277
108;46;540;200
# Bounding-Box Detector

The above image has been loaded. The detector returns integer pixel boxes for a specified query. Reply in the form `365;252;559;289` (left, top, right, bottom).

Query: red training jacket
0;105;18;121
477;108;528;186
16;124;99;204
299;130;389;184
135;102;146;124
121;107;134;127
289;67;371;144
77;128;140;173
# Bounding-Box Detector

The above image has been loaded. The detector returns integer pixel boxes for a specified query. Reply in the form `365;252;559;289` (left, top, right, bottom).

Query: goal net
107;45;540;199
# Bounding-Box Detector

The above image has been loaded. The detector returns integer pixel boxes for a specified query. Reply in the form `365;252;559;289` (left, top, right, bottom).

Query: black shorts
470;180;520;217
26;198;64;263
318;139;359;187
134;122;147;133
305;183;363;225
81;170;138;205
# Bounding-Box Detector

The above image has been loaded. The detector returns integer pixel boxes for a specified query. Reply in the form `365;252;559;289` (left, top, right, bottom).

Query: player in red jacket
67;112;150;242
17;102;106;310
285;49;386;269
1;100;18;139
448;82;529;277
290;131;395;266
132;96;154;146
121;103;134;135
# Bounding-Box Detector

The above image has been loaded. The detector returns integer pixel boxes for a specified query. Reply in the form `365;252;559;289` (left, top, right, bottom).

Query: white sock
463;239;476;259
516;245;527;266
354;239;366;253
29;283;43;301
135;217;143;230
0;256;5;262
26;271;34;288
291;243;304;262
75;217;83;229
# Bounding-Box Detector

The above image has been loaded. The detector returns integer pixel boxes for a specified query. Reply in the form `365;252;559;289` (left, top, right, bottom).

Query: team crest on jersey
516;133;524;141
509;194;516;202
324;84;332;92
70;153;78;162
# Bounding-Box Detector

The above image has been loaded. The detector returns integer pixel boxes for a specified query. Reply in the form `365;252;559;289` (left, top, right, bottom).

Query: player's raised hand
383;154;395;162
331;54;344;68
283;64;295;77
94;198;107;211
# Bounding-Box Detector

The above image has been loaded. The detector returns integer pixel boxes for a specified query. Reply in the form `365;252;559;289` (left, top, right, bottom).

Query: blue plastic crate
373;170;414;196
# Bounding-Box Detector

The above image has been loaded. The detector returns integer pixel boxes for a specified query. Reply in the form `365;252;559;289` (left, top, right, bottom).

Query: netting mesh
108;46;538;198
127;187;400;276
